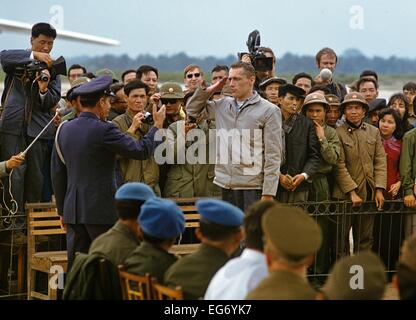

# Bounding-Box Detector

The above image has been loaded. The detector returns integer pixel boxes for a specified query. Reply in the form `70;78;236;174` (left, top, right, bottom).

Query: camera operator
0;22;61;226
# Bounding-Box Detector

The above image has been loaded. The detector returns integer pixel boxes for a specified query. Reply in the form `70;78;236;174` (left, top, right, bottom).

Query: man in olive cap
88;182;156;266
164;199;244;300
333;92;386;256
303;92;340;280
325;94;341;128
321;251;387;300
246;205;322;300
124;198;185;283
277;84;320;203
392;235;416;300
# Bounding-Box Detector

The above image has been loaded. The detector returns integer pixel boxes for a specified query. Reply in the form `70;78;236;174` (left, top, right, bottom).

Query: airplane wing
0;18;120;46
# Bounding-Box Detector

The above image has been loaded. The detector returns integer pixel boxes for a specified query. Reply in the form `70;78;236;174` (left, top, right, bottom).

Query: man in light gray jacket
187;62;282;210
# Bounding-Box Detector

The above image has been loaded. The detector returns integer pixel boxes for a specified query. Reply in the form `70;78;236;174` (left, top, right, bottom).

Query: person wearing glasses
184;64;206;92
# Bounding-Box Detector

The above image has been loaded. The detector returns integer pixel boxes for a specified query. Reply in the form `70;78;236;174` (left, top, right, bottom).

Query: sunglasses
161;98;179;105
186;73;201;79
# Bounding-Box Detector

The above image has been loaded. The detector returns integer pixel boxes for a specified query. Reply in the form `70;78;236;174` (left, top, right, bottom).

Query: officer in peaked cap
247;205;322;300
59;76;91;123
124;198;185;283
164;199;244;300
322;251;387;300
51;75;166;270
88;182;156;266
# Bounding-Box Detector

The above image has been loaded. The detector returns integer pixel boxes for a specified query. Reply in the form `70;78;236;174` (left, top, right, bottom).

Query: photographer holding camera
0;22;61;227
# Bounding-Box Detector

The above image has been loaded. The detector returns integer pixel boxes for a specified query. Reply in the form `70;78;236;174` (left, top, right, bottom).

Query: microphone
319;68;332;82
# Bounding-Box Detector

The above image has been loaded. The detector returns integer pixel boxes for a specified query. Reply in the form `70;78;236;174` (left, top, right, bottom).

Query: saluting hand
206;77;227;95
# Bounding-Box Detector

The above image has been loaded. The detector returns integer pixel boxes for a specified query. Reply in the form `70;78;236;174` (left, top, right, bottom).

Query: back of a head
397;235;416;300
244;200;277;251
359;70;379;82
261;204;322;266
197;199;244;242
323;251;387;300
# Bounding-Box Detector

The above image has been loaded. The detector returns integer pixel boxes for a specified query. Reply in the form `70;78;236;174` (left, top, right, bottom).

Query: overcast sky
0;0;414;59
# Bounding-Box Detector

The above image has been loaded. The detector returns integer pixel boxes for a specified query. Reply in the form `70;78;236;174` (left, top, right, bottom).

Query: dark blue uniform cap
139;198;185;239
115;182;156;201
71;75;115;98
197;199;244;227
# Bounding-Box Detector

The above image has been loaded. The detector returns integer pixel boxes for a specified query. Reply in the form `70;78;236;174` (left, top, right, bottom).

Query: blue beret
139;198;185;239
71;75;115;98
197;199;244;227
115;182;156;201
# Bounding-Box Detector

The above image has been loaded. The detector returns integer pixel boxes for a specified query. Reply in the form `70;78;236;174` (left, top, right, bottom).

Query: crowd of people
1;22;416;300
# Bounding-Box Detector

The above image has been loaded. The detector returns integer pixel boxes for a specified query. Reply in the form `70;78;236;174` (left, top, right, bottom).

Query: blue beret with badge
139;198;185;239
197;199;244;227
115;182;156;201
71;75;115;98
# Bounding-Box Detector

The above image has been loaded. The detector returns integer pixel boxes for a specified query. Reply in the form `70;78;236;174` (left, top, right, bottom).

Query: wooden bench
26;203;67;300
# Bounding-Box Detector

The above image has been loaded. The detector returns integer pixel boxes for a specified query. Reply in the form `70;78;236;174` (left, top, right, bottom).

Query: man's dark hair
359;70;378;82
244;200;276;251
315;47;338;65
199;220;240;241
396;263;416;300
136;65;159;79
377;108;404;139
79;94;102;108
116;199;145;220
110;82;124;94
357;77;379;90
309;84;332;95
211;65;229;74
292;72;314;86
121;69;136;82
403;82;416;92
124;80;150;96
68;64;87;76
31;22;57;39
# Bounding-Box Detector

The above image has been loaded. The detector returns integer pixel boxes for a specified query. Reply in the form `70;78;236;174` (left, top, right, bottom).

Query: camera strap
54;120;67;165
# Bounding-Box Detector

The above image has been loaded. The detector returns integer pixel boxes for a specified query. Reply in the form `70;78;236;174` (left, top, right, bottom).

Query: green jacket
317;124;340;174
164;244;229;300
246;270;317;300
112;110;159;191
310;125;340;201
123;241;177;284
163;119;220;198
88;220;140;267
63;252;122;300
400;128;416;196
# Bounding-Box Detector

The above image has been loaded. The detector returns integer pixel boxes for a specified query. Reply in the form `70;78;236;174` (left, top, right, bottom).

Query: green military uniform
164;244;229;300
163;119;220;198
310;124;340;280
88;221;140;267
112;110;160;195
123;241;177;283
246;270;317;300
246;204;322;300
